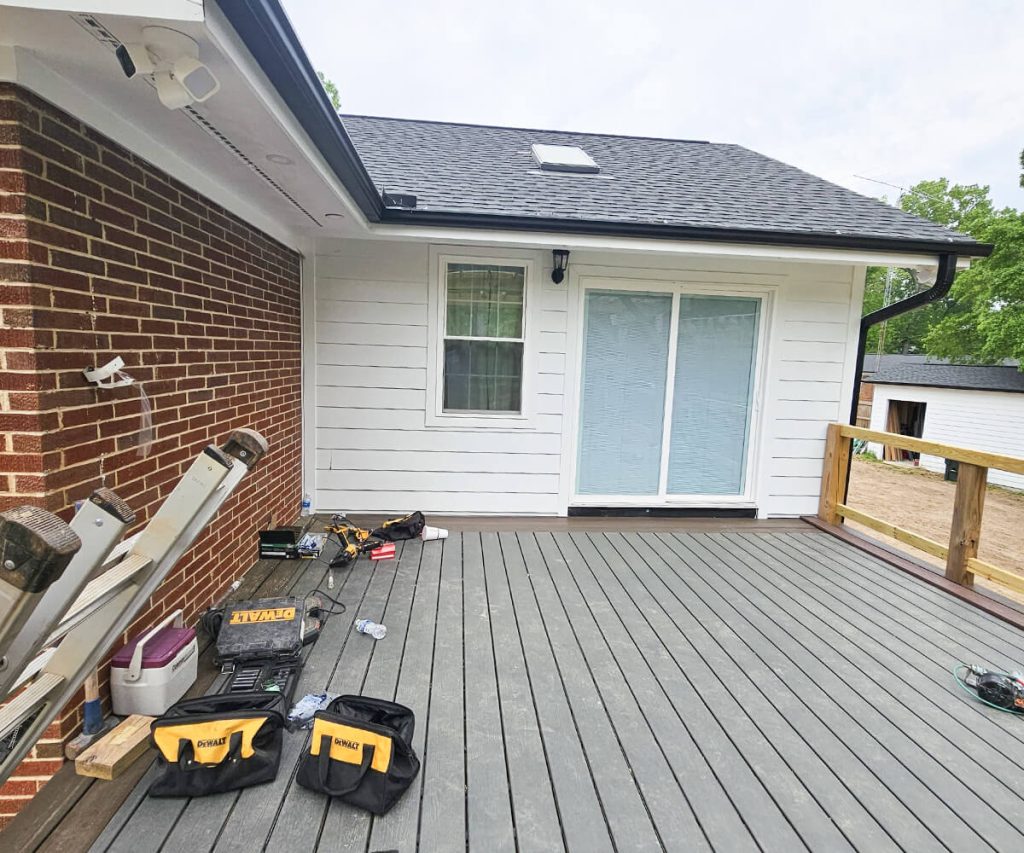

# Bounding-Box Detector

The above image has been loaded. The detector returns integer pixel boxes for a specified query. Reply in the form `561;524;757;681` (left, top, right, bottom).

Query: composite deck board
794;530;1024;657
669;532;1023;852
459;532;517;853
710;533;1024;822
603;532;911;852
497;532;612;853
579;532;873;852
519;532;663;852
622;532;947;853
417;535;469;853
65;527;1024;853
748;532;1024;761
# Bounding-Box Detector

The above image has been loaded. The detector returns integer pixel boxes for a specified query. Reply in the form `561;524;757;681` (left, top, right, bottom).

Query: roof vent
531;143;600;174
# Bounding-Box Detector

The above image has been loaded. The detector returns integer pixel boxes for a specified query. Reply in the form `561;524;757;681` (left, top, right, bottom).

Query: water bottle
300;493;312;517
355;619;387;640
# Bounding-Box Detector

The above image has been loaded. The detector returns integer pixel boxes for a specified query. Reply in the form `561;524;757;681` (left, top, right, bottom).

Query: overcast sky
281;0;1024;210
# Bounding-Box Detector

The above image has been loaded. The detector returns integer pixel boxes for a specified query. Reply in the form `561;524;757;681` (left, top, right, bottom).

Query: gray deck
88;528;1024;852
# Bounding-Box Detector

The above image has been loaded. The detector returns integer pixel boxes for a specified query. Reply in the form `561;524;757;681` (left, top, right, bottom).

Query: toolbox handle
126;609;184;682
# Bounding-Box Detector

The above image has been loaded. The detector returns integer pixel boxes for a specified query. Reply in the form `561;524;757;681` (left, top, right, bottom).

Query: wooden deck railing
818;423;1024;593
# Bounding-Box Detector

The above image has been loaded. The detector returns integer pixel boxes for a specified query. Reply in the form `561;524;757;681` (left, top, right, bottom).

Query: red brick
0;84;301;817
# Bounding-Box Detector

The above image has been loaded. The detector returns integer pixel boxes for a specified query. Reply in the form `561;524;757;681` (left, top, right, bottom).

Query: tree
317;71;341;111
864;178;1024;367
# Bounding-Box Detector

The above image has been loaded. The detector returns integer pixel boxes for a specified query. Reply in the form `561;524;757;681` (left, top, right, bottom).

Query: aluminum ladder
0;428;268;784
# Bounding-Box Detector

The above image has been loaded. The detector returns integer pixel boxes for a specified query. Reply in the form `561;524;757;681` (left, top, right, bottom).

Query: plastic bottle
300;493;312;516
355;619;387;640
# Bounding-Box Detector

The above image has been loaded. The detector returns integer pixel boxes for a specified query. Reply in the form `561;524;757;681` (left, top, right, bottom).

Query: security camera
115;27;220;110
115;43;155;79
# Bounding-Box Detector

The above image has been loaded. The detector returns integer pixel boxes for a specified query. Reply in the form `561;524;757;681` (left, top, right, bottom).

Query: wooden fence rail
818;423;1024;593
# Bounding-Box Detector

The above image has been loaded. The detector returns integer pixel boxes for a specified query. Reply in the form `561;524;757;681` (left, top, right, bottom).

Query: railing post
945;462;988;586
818;423;852;526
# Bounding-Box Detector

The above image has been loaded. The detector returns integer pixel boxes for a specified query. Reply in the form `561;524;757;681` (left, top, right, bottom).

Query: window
442;262;526;413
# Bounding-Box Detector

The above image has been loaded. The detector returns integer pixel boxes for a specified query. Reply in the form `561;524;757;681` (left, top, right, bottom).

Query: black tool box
215;596;307;664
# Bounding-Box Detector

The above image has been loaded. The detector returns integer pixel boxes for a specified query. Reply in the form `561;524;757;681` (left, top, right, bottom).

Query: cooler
111;610;198;716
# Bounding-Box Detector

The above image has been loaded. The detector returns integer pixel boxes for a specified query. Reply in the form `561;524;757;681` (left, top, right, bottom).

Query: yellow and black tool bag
148;692;285;797
296;695;420;814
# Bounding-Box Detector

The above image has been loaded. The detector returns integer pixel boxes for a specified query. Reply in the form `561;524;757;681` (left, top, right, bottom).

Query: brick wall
0;83;303;824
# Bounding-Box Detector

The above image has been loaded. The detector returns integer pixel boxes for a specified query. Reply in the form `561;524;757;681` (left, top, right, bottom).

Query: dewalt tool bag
296;695;420;814
148;692;285;797
370;511;425;542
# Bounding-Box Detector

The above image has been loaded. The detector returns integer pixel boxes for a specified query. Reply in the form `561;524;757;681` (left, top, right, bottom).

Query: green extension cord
952;663;1024;714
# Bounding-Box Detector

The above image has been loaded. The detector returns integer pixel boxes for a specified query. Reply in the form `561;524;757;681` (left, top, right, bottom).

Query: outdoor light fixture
117;27;220;110
551;249;570;284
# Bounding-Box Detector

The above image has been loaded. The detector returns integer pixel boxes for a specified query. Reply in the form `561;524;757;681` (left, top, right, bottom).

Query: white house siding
867;384;1024;491
313;239;862;516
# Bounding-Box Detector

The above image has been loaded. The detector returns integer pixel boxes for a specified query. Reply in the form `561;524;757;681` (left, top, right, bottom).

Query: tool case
215;596;307;665
220;656;302;707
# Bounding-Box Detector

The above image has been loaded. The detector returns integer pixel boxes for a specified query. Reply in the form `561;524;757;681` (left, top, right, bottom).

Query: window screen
443;263;525;413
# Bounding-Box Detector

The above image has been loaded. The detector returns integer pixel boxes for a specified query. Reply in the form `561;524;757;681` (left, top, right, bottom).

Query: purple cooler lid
112;626;196;670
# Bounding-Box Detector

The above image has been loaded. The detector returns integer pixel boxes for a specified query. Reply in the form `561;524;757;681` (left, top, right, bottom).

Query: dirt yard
846;457;1024;603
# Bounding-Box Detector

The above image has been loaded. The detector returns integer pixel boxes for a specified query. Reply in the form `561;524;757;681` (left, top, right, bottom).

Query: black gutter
217;0;384;221
380;209;993;258
849;252;959;426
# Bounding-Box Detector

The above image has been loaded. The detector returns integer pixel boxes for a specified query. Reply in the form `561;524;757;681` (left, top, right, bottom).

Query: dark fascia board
380;209;994;258
216;0;384;221
870;378;1024;394
217;1;995;259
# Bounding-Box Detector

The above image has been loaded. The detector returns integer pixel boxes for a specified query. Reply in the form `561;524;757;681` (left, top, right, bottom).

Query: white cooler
111;610;198;716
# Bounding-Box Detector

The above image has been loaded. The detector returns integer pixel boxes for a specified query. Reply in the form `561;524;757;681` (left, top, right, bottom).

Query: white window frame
426;250;538;429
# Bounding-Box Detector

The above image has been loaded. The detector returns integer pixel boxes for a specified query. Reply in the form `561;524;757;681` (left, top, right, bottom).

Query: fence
818;423;1024;594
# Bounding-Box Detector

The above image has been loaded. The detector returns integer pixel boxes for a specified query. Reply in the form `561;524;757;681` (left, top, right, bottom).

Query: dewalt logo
228;606;296;625
196;737;227;748
334;737;361;750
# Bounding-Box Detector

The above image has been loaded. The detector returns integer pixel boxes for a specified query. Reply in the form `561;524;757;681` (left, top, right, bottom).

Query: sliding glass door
576;284;764;502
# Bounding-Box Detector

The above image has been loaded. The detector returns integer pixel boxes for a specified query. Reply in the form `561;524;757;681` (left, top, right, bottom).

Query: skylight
531;143;600;174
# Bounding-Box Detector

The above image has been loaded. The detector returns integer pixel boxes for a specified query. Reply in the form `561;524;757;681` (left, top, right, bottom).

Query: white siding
313;240;861;516
867;384;1024;491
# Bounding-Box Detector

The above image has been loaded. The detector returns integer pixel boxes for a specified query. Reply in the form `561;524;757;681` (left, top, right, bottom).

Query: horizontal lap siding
766;273;857;516
315;242;858;517
314;241;564;514
868;384;1024;490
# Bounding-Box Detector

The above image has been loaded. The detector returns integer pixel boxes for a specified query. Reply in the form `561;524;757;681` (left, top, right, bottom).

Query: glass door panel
577;290;672;495
667;295;760;495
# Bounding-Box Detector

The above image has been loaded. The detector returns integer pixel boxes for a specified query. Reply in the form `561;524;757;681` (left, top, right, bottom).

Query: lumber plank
835;503;949;559
946;462;988;585
818;422;852;524
75;716;154;781
966;557;1024;595
839;424;1024;475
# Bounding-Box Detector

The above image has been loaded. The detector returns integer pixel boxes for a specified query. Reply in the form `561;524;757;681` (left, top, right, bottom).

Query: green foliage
317;71;341;111
864;178;1024;367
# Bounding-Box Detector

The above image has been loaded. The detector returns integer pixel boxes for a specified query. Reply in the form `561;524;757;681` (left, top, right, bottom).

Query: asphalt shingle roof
342;115;982;251
864;355;1024;393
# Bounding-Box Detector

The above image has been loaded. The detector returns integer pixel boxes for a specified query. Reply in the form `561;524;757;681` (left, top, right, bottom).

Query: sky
280;0;1024;210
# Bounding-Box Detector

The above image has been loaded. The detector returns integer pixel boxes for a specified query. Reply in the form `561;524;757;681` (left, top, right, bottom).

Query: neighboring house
0;0;992;821
863;356;1024;490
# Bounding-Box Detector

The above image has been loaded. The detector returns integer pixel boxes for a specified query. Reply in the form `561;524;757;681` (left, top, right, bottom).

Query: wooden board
840;424;1024;475
75;716;154;781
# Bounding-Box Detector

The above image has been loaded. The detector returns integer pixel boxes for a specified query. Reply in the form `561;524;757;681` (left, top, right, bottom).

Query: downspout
848;251;959;425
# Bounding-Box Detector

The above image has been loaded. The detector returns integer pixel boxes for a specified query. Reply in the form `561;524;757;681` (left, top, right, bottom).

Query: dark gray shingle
866;356;1024;393
342;115;980;249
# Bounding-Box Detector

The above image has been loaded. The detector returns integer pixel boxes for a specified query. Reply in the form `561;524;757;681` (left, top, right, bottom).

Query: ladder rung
46;553;152;646
12;647;54;691
0;672;64;740
100;532;141;571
